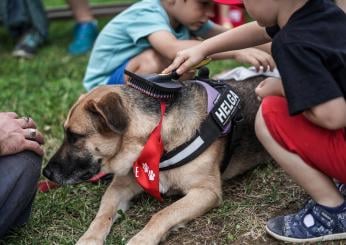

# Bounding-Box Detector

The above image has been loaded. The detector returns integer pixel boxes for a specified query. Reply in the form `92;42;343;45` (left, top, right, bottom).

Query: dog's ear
65;94;86;127
84;92;129;134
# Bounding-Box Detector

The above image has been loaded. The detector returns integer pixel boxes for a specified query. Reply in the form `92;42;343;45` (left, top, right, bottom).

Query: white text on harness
214;90;239;126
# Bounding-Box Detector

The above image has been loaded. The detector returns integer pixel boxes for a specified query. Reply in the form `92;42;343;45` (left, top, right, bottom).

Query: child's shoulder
122;0;166;17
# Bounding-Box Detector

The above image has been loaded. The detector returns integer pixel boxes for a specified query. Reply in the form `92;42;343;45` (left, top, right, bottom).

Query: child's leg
255;100;344;207
107;49;171;85
255;96;346;242
126;49;171;76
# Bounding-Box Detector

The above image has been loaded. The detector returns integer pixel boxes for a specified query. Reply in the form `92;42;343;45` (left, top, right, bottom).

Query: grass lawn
0;2;309;245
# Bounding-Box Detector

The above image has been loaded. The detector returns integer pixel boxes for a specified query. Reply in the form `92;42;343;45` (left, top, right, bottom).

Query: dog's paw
75;236;103;245
126;233;156;245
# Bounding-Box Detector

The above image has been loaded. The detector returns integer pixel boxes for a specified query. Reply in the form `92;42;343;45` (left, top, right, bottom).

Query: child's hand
255;77;284;101
162;45;206;75
233;48;276;72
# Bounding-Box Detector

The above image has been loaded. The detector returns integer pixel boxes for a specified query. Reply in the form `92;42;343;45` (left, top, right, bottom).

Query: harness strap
159;111;221;170
219;112;243;173
159;80;241;171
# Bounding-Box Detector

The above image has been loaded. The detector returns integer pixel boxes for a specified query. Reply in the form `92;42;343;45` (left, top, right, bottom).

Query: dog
43;75;270;245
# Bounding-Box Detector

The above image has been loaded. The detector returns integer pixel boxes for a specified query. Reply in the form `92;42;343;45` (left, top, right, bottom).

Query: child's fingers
254;55;272;72
268;57;276;71
176;59;195;75
261;56;276;72
250;58;261;72
162;65;173;74
163;56;185;74
250;50;275;72
255;80;268;97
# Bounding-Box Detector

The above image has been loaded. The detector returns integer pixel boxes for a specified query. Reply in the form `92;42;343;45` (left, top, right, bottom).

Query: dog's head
43;86;129;184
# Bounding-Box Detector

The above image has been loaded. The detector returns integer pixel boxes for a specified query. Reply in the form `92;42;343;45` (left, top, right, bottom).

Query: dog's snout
80;171;94;181
43;167;53;180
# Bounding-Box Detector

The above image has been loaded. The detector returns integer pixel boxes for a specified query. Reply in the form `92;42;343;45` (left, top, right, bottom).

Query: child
83;0;274;91
164;0;346;243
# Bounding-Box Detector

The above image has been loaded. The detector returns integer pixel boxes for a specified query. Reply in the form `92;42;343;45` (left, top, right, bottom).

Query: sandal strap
283;200;341;238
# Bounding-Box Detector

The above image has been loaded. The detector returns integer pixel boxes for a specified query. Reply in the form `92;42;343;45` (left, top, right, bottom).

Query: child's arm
148;31;201;60
200;25;272;55
303;97;346;130
200;23;228;38
163;21;271;74
211;48;275;72
149;28;274;72
204;25;275;71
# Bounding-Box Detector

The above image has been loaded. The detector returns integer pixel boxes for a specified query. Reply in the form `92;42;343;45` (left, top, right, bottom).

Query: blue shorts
107;60;129;85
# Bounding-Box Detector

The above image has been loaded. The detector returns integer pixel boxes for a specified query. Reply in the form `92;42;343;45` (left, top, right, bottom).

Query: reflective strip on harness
159;136;204;169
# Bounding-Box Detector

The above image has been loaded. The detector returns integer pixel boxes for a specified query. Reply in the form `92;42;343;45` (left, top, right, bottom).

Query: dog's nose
43;167;53;180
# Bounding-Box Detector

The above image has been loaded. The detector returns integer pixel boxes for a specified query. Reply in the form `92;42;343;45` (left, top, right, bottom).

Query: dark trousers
0;151;42;238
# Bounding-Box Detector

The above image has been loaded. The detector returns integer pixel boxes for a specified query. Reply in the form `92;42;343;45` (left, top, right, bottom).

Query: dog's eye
66;129;85;144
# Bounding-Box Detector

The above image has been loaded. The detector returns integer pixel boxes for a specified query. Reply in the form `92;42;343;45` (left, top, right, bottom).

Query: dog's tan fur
44;77;270;245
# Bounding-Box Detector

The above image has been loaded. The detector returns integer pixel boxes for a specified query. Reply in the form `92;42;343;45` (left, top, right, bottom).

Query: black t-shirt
266;0;346;115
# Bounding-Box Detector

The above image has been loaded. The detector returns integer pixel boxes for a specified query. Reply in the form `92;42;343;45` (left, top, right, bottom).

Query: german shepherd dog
43;76;270;245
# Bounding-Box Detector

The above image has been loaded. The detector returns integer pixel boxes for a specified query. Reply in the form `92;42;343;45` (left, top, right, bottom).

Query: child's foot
68;21;98;55
12;30;45;58
266;199;346;243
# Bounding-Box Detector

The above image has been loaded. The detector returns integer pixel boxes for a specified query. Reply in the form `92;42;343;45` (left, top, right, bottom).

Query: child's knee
255;96;287;143
131;49;170;73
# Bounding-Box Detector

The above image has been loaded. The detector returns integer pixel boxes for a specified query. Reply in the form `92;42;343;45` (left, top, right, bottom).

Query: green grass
0;3;309;244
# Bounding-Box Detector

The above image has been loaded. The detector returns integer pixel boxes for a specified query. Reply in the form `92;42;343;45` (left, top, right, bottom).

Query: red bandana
133;102;166;201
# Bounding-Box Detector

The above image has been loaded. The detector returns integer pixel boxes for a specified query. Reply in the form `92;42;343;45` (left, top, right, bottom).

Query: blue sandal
266;199;346;243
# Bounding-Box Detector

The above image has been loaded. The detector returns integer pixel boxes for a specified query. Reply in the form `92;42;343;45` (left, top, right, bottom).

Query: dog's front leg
76;175;141;245
127;187;221;245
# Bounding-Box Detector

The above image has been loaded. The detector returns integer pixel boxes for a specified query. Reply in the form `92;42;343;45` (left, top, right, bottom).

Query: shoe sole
12;50;34;59
266;225;346;243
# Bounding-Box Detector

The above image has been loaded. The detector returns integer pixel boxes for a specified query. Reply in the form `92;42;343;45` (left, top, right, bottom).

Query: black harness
159;78;243;172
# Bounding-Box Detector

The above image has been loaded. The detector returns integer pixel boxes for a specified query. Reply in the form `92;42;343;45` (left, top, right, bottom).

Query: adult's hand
0;112;44;156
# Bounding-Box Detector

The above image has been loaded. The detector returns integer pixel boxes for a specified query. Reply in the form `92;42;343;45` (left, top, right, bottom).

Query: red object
214;0;243;6
38;180;60;192
212;5;245;28
88;171;108;183
261;96;346;183
133;102;166;201
38;172;108;193
229;5;245;27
